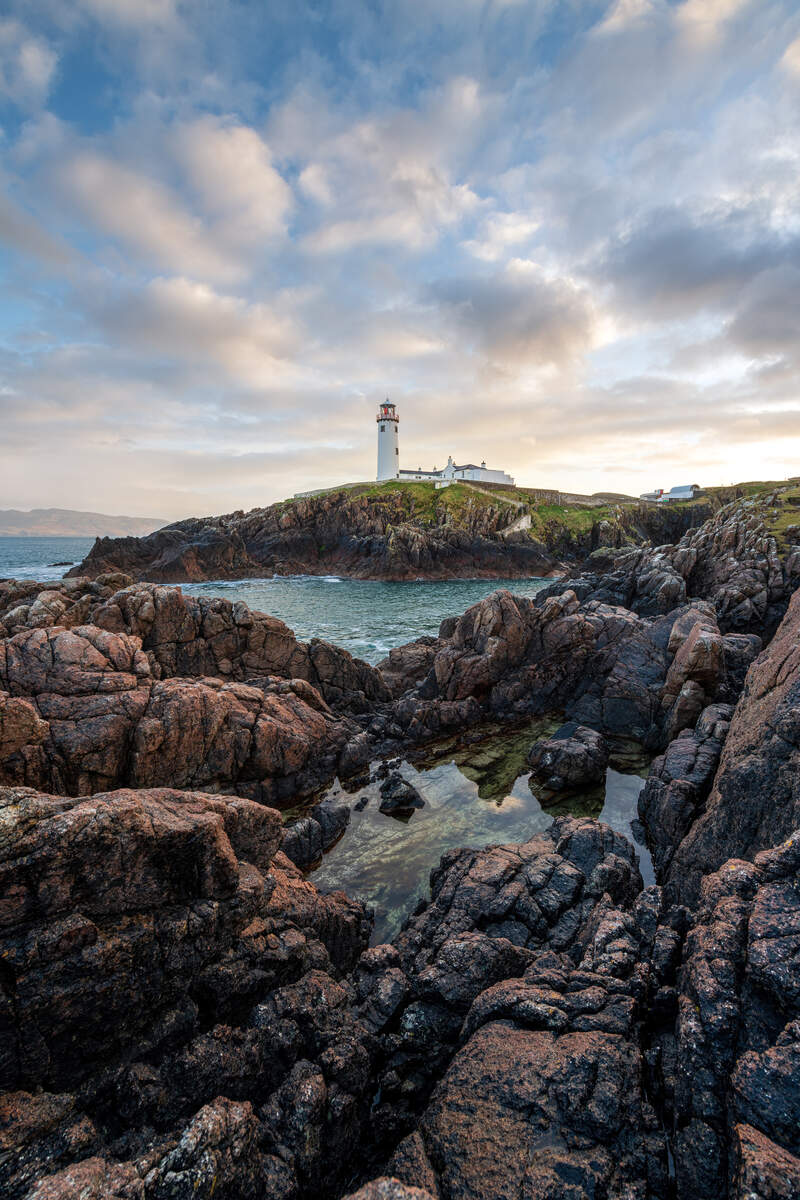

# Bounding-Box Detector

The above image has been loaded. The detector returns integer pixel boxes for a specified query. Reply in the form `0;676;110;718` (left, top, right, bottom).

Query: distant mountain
0;508;167;538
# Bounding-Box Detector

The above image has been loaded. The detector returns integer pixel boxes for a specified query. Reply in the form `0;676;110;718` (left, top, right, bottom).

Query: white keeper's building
376;400;515;486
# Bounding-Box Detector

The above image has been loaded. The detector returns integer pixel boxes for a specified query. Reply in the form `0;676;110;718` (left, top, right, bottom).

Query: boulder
379;772;425;816
0;623;359;804
0;785;372;1200
527;723;609;793
638;703;733;878
281;795;351;869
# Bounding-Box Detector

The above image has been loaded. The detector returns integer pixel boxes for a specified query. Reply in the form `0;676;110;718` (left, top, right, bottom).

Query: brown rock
667;588;800;903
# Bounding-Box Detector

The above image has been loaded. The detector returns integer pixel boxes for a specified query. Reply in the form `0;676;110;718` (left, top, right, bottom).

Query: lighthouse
376;399;399;481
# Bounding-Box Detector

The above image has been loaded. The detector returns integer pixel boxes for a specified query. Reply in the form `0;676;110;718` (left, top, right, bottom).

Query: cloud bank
0;0;799;518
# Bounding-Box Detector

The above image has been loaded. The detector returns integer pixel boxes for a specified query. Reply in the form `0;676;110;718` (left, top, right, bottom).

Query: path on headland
459;481;532;536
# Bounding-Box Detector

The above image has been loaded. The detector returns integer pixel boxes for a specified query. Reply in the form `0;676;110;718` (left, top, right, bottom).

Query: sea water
0;536;95;582
183;575;554;664
0;537;552;664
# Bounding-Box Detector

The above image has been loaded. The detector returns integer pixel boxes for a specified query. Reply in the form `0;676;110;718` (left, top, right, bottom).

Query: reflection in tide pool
306;721;654;944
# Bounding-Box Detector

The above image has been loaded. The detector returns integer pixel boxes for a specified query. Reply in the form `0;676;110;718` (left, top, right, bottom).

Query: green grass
277;479;631;545
274;476;800;556
344;480;521;523
761;486;800;551
528;503;614;537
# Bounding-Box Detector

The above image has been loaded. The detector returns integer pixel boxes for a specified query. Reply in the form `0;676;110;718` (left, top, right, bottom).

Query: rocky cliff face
65;484;715;584
1;491;800;1199
540;486;799;635
67;489;557;582
659;587;800;904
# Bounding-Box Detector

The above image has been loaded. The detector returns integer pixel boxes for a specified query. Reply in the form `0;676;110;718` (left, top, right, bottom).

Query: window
396;447;399;455
380;424;385;432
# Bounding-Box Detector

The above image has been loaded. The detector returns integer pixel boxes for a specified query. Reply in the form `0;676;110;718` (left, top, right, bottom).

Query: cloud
431;260;597;369
174;116;292;245
278;76;489;255
0;182;73;266
0;19;57;109
675;0;752;46
596;0;658;35
2;0;800;517
303;159;483;254
95;276;304;389
78;0;178;28
601;205;800;320
726;265;800;359
462;210;541;262
52;151;252;283
780;35;800;75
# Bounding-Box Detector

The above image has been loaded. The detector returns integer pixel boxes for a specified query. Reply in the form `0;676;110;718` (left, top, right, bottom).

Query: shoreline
1;485;799;1199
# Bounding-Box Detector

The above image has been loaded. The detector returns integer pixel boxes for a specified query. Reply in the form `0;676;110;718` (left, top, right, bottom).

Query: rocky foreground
1;492;799;1198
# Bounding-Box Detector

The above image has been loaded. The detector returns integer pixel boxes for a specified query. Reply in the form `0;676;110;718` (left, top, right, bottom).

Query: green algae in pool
303;720;654;944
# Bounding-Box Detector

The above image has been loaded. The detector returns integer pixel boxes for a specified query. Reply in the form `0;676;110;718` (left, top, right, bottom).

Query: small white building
376;400;515;486
640;484;700;503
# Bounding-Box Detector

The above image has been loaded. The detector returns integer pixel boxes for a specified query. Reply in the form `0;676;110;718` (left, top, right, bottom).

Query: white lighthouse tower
376;399;399;481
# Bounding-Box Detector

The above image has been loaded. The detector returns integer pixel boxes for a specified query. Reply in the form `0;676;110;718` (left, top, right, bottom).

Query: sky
1;0;799;520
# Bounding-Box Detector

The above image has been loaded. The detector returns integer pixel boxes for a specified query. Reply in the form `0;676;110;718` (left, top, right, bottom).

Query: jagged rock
387;587;743;751
0;623;359;803
353;815;649;1152
539;496;792;635
354;945;410;1034
379;773;425;816
4;494;800;1200
669;833;800;1200
67;489;562;584
282;796;351;869
638;703;733;877
379;638;439;699
0;784;372;1200
731;1124;800;1200
0;580;390;715
417;1023;663;1200
339;730;374;775
359;819;675;1200
666;588;800;904
344;1181;435;1200
527;723;609;793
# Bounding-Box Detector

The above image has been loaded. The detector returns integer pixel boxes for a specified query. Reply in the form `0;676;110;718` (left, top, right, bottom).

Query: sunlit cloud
0;0;799;518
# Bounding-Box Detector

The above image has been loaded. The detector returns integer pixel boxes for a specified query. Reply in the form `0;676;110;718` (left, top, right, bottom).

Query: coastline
1;484;799;1199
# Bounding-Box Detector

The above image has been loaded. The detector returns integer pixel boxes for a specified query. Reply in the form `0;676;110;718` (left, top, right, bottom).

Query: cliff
66;480;718;583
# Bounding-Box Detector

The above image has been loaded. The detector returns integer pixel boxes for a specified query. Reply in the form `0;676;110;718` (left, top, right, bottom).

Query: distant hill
0;508;167;538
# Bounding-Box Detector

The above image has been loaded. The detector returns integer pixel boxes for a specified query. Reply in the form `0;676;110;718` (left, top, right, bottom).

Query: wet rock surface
378;773;426;817
281;795;351;869
668;834;800;1199
0;784;372;1200
527;722;609;793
